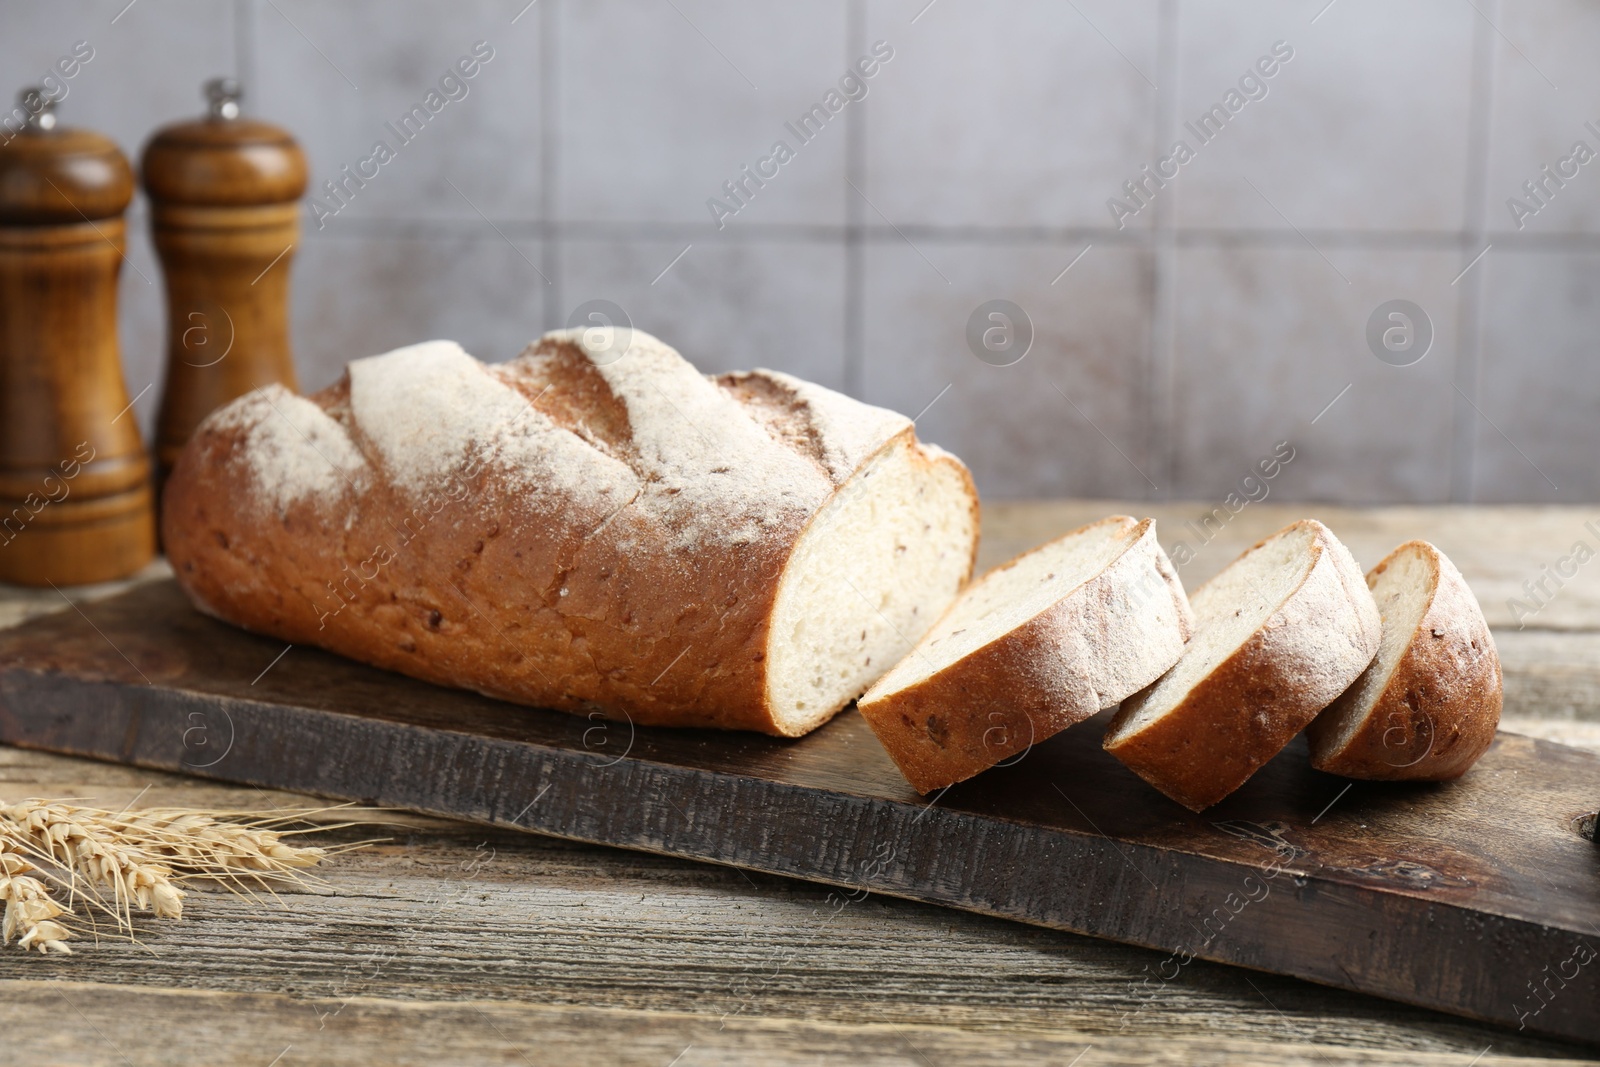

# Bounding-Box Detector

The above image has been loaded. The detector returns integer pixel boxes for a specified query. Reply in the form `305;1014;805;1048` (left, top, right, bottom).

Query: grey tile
0;0;233;180
289;233;547;391
1170;246;1461;505
1473;250;1600;502
860;241;1154;500
1484;1;1600;236
1171;0;1476;233
864;0;1161;230
559;0;850;227
256;0;540;225
11;0;1598;520
559;238;847;389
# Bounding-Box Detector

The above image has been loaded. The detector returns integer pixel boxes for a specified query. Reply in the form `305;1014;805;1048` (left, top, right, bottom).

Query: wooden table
1;501;1597;1067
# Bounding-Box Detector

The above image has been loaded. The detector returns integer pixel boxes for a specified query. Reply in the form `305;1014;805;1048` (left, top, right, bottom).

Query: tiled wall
4;0;1597;505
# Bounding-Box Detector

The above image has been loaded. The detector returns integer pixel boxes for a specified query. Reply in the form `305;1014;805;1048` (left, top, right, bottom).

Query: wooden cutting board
0;580;1595;1046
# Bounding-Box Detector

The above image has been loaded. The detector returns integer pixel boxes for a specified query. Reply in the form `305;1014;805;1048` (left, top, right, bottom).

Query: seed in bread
858;516;1193;794
1306;540;1501;780
1103;519;1381;812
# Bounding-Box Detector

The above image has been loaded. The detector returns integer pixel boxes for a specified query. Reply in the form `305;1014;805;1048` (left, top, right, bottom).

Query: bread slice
858;516;1194;794
1306;541;1501;780
1103;519;1381;811
762;434;978;735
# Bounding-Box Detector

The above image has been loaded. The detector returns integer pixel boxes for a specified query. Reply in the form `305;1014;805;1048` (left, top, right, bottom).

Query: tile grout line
1147;0;1180;501
1450;0;1501;504
286;217;1600;252
540;0;562;331
842;0;866;400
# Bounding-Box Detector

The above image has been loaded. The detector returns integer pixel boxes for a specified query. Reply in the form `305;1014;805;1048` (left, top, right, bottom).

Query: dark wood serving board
0;581;1596;1045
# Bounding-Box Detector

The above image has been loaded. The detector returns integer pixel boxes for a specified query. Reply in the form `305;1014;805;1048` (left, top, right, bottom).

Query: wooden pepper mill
0;89;156;586
142;78;307;493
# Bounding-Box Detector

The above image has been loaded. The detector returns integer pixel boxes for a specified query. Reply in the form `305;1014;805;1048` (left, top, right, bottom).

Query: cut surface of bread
766;439;978;736
1104;519;1381;811
859;515;1193;794
162;330;979;737
1307;540;1501;780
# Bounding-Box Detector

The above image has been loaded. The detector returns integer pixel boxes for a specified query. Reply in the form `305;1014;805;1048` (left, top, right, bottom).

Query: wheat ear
108;808;329;874
0;797;379;952
1;801;183;926
0;842;74;954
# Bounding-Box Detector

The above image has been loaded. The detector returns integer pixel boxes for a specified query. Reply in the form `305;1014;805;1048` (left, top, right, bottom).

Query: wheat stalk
0;797;376;953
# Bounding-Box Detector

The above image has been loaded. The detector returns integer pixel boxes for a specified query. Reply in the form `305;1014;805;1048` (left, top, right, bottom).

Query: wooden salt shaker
142;78;307;492
0;89;155;585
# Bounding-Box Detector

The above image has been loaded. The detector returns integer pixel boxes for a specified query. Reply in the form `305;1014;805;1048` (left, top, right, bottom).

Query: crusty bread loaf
858;516;1194;794
162;329;979;737
1103;519;1381;811
1306;540;1501;780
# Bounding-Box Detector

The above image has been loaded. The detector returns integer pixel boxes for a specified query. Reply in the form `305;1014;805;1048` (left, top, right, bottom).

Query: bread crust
1104;519;1381;812
1307;541;1501;780
161;332;977;737
858;516;1194;794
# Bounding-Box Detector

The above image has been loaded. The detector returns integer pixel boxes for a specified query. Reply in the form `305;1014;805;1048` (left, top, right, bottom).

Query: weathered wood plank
6;980;1591;1067
0;558;171;632
0;581;1596;1047
3;503;1600;1065
0;741;1592;1061
0;757;1584;1064
1497;630;1600;723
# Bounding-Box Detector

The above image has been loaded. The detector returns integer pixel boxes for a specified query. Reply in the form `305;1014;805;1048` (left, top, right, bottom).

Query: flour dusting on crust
736;369;911;485
202;384;368;510
347;341;505;491
208;332;921;552
346;338;636;510
542;328;838;549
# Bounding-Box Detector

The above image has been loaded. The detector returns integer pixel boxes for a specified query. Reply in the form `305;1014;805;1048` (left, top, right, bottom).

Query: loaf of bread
162;329;979;737
1306;540;1501;779
859;516;1193;794
1103;519;1381;811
